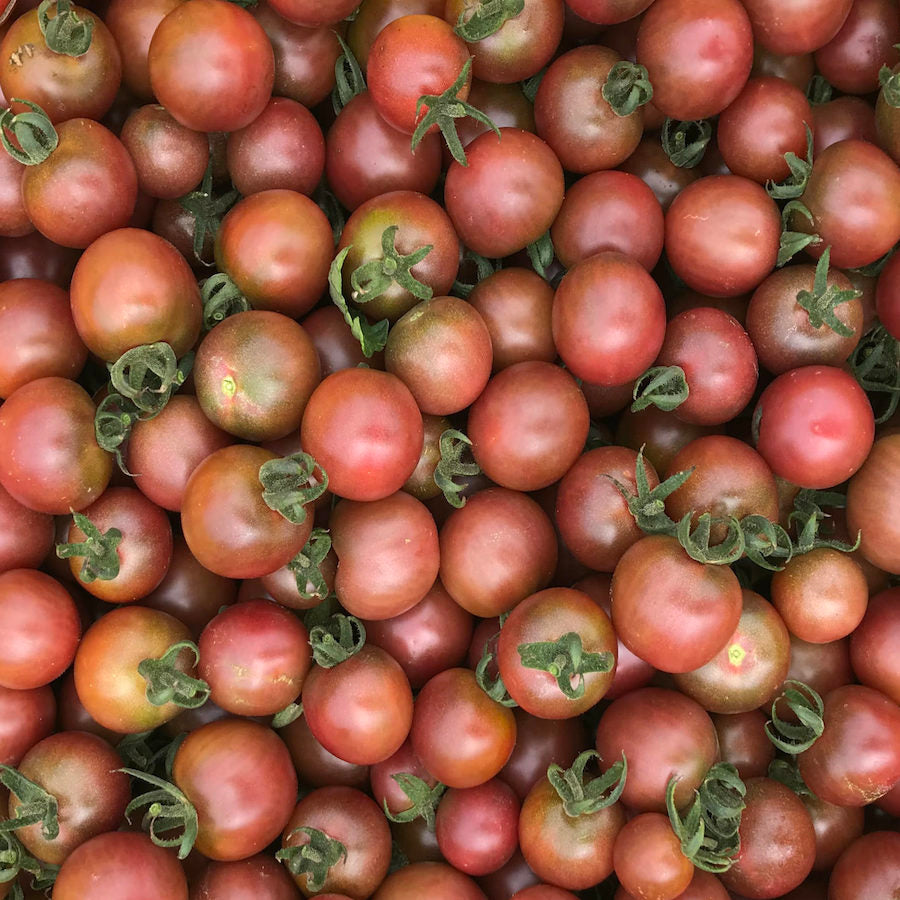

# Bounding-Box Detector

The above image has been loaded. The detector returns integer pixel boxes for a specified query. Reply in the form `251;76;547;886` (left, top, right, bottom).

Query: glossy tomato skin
712;709;775;780
373;862;487;899
753;365;875;490
742;0;852;54
0;150;30;238
636;0;753;120
620;135;701;212
191;854;300;899
181;444;313;580
280;713;370;791
0;684;55;767
0;569;80;690
564;0;652;23
876;249;900;340
148;0;274;132
301;306;377;377
615;406;720;475
173;718;297;861
301;368;424;502
849;587;900;704
443;128;565;259
828;831;900;900
53;831;188;900
613;812;694;900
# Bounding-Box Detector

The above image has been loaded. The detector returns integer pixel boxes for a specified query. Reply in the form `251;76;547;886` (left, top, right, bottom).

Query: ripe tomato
741;0;852;54
849;587;900;704
0;683;55;767
828;831;900;900
613;813;694;900
373;861;487;899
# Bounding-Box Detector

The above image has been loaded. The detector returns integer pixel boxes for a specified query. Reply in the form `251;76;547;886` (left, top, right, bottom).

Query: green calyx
259;452;328;525
382;774;446;830
740;515;793;571
547;751;626;818
666;763;746;873
451;248;499;298
137;641;210;710
109;341;193;417
116;731;184;780
0;766;59;841
795;246;860;337
766;124;814;200
54;510;122;583
411;57;500;167
661;118;711;168
178;161;240;265
474;633;517;707
849;324;900;424
276;827;347;892
350;225;433;306
517;632;613;700
602;61;653;117
879;59;900;108
309;614;366;668
0;831;58;896
331;34;366;116
271;702;304;729
806;74;833;106
433;428;480;508
676;512;744;565
521;68;546;103
287;528;332;601
778;200;822;267
526;230;555;280
631;365;689;413
200;273;250;330
119;769;198;860
765;680;824;754
38;0;92;56
788;488;861;555
0;99;58;165
94;393;139;474
768;759;815;798
314;185;345;244
328;246;390;357
454;0;524;42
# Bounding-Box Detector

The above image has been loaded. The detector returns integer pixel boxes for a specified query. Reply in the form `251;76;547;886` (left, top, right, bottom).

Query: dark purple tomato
0;683;55;767
849;587;900;704
802;792;864;873
302;305;378;377
0;231;80;286
451;79;537;155
402;412;451;502
751;45;816;89
876;249;900;340
712;709;775;780
785;635;854;700
828;831;900;900
280;713;370;790
619;135;700;212
814;95;878;155
615;405;720;476
191;854;300;900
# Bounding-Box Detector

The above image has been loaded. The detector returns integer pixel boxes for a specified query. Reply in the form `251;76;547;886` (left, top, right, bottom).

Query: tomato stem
55;511;122;583
433;428;480;509
661;118;711;168
118;769;198;860
517;632;613;700
308;614;366;667
38;0;93;56
381;774;446;829
454;0;524;42
764;680;824;754
276;827;347;891
287;528;332;601
602;61;653;117
259;452;328;525
137;641;210;710
0;766;59;840
631;365;689;413
547;750;627;817
349;225;434;306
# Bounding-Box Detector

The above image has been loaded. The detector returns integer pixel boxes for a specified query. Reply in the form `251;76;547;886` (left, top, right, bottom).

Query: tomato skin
191;854;300;900
280;713;370;791
712;709;775;780
849;587;900;704
876;249;900;340
0;480;54;572
301;368;424;502
0;684;55;767
847;434;900;575
0;150;30;238
753;365;875;490
53;831;188;900
742;0;852;54
268;0;359;26
620;135;701;212
148;0;274;133
828;831;900;900
613;812;694;900
302;306;378;378
373;862;488;900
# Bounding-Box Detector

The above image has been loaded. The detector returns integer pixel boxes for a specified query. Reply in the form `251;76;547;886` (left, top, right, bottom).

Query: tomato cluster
0;0;899;897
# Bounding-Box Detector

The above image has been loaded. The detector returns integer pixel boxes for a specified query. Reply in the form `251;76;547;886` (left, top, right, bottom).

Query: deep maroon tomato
0;569;80;690
268;0;359;26
303;645;414;765
802;792;864;873
467;268;555;372
370;737;437;819
552;251;666;386
8;731;130;865
620;135;701;212
301;367;424;502
172;718;297;860
673;590;791;714
280;712;370;790
362;580;473;688
0;684;55;767
534;45;643;174
70;228;201;362
518;769;625;890
611;535;743;674
53;831;188;899
191;855;300;900
385;296;492;414
452;79;536;154
373;862;488;900
751;45;816;89
22;119;137;249
468;361;589;492
215;189;333;319
850;587;900;704
280;786;391;896
0;231;79;286
665;175;781;297
753;365;874;489
148;0;274;132
0;150;30;237
798;684;900;806
814;95;878;155
720;778;816;899
479;852;541;900
443;128;565;259
876;249;900;340
182;444;313;579
73;605;196;733
717;76;814;184
412;667;516;788
595;687;718;812
0;279;86;398
785;635;854;700
402;412;451;502
613;812;694;900
636;0;753;120
712;709;775;780
439;487;557;617
847;434;900;574
742;0;852;54
793;139;900;269
555;446;659;573
562;0;652;23
615;406;720;475
828;831;900;900
302;305;378;377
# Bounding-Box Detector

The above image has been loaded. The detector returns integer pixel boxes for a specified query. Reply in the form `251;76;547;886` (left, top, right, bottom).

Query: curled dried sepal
879;61;900;108
788;489;860;555
109;342;193;417
547;751;627;818
526;230;554;280
452;249;499;298
454;0;524;41
849;325;900;424
778;200;822;267
791;506;861;556
766;124;813;201
411;58;500;167
517;632;613;700
55;511;122;583
768;759;815;798
287;528;332;601
765;680;825;754
740;515;793;571
382;774;446;830
0;831;58;895
474;644;517;707
677;512;745;565
350;225;433;305
331;34;366;116
276;827;347;892
315;185;345;244
259;452;328;525
200;273;250;330
795;246;860;337
271;702;303;729
698;763;746;843
602;61;653;117
521;68;546;103
178;162;240;265
661;118;711;168
0;766;59;840
0;99;58;165
38;0;93;56
309;614;366;668
137;641;210;710
806;74;832;105
631;365;689;413
119;769;198;860
94;393;139;475
434;429;480;508
328;247;390;357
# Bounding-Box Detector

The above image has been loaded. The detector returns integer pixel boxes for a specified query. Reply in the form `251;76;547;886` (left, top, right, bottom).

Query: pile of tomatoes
1;0;900;897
